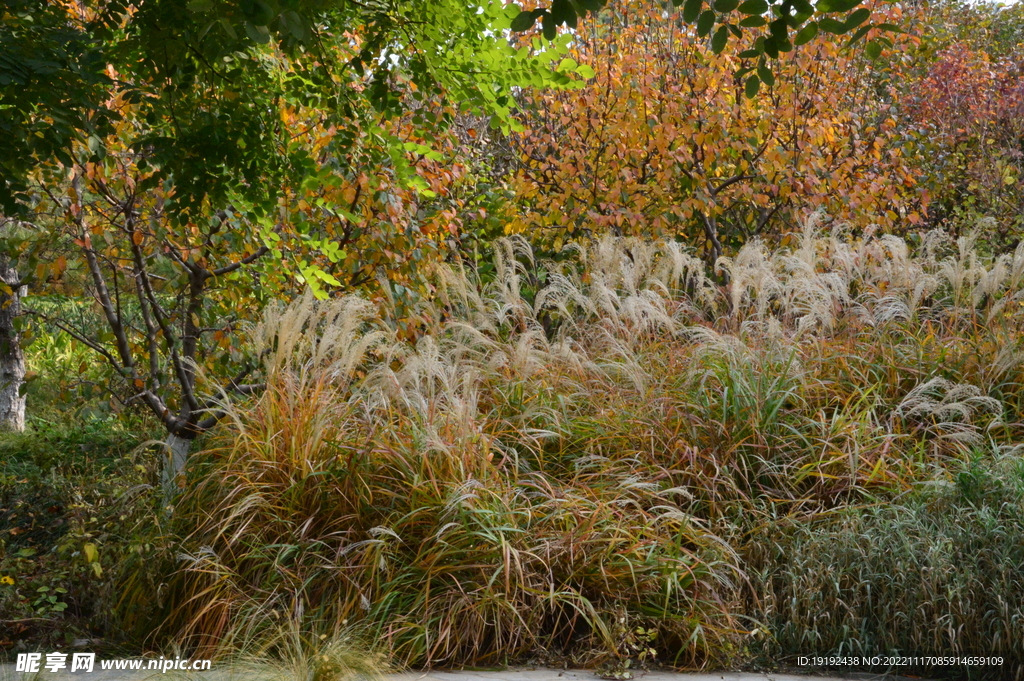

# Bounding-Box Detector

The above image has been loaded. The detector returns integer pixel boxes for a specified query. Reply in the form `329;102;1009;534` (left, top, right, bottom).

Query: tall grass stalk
121;221;1024;671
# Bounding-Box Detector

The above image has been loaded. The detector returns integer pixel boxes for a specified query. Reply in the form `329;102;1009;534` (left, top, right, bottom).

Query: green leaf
865;39;882;59
551;0;577;28
818;17;847;33
510;9;542;31
711;25;729;52
697;9;716;36
542;11;557;40
769;17;788;40
714;0;739;12
757;63;775;86
745;74;761;98
738;48;762;58
243;21;270;44
793;21;818;44
739;15;767;26
280;11;309;42
556;57;579;72
844;7;870;29
787;11;809;27
683;0;704;23
844;24;871;45
314;269;342;287
762;35;780;57
246;0;275;25
817;0;861;12
738;0;769;13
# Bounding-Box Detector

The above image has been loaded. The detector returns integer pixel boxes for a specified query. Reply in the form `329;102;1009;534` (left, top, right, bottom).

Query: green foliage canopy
0;0;585;219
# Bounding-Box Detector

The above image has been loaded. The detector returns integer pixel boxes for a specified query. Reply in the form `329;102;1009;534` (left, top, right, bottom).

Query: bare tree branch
210;245;271;277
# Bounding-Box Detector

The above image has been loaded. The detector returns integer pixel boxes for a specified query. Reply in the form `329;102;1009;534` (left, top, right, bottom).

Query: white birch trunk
0;259;25;432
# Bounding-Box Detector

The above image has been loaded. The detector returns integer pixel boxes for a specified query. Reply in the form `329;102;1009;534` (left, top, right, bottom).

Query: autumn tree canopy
1;0;588;488
509;0;924;264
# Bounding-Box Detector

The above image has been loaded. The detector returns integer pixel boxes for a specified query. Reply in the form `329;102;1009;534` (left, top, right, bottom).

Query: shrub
0;410;158;650
751;454;1024;681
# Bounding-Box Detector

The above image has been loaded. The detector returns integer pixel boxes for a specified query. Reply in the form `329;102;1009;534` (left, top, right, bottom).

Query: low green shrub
751;453;1024;680
0;409;160;652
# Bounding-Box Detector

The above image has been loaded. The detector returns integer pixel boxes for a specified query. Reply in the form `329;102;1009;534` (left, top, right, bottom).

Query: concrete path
393;672;917;681
0;667;925;681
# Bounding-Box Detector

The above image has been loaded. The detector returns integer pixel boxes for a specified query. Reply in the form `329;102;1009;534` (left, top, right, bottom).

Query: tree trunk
161;431;194;499
0;258;25;432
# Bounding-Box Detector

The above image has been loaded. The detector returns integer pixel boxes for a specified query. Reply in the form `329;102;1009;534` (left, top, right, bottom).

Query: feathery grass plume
117;228;1024;672
718;238;782;324
773;217;851;334
940;228;984;312
245;623;389;681
895;377;1003;447
251;291;395;383
164;617;390;681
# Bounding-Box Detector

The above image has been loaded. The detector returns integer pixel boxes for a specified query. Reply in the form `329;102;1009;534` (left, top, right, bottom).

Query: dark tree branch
72;179;136;375
210;245;271;277
710;174;756;197
195;363;265;431
128;233;199;414
26;310;122;371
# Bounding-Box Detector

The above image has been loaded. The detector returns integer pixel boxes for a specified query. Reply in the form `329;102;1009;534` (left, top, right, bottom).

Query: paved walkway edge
0;666;927;681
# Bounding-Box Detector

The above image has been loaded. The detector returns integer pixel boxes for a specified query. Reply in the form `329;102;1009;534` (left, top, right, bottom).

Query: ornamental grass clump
750;453;1024;681
151;267;744;668
130;221;1024;670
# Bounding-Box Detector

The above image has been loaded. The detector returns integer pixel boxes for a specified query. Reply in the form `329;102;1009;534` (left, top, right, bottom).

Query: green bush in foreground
753;453;1024;680
0;413;156;649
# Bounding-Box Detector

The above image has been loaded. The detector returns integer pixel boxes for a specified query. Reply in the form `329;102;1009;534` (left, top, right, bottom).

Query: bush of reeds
120;219;1024;672
751;453;1024;681
143;289;746;667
